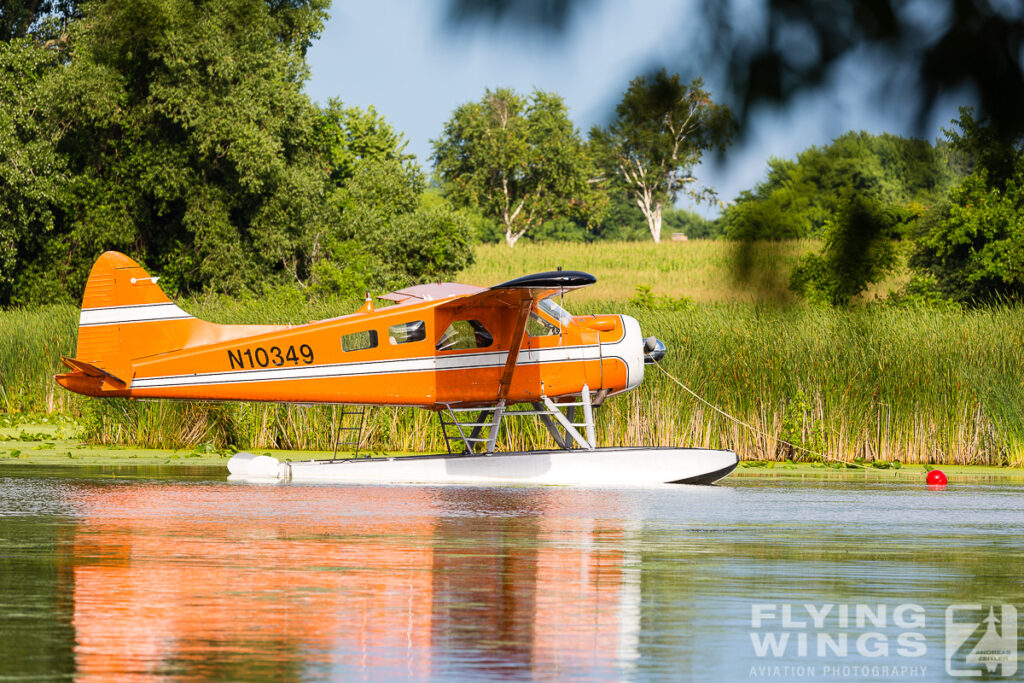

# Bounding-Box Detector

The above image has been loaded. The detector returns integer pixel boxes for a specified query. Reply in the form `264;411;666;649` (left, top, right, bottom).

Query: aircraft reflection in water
65;483;641;680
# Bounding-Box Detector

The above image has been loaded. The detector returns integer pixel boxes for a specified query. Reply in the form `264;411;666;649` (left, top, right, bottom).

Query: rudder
59;251;290;397
75;252;194;371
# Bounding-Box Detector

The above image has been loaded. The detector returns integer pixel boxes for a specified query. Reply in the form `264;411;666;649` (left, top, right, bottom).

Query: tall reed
56;301;1024;466
0;305;81;414
583;301;1024;466
2;246;1021;465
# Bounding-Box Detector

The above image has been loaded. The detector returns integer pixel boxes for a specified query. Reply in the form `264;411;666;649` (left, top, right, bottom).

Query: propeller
643;336;666;364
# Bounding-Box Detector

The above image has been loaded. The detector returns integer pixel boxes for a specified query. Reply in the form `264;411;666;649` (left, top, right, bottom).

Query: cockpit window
526;295;572;337
436;320;494;351
527;312;559;337
538;296;573;326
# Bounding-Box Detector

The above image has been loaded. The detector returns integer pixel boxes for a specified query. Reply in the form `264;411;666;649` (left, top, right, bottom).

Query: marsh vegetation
3;241;1021;466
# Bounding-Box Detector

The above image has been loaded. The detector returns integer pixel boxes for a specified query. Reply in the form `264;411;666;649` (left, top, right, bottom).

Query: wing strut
497;298;533;403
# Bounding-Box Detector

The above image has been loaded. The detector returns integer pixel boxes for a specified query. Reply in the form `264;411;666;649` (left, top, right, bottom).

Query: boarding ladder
330;405;366;459
438;385;599;455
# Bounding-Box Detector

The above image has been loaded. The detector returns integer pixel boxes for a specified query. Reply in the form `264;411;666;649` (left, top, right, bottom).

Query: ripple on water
0;474;1021;682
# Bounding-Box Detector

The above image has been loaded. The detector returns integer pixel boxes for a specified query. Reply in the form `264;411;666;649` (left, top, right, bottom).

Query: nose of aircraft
643;336;666;364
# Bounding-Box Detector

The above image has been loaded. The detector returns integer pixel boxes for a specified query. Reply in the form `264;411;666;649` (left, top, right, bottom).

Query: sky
304;0;970;217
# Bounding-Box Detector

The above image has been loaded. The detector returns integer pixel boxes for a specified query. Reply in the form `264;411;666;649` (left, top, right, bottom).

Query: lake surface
1;467;1021;682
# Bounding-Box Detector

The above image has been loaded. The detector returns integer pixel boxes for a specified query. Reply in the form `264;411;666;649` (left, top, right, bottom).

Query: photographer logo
945;604;1017;677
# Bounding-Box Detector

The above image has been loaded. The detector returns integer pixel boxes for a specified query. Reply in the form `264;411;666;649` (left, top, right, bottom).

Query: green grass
591;301;1024;466
460;239;911;303
5;418;1022;483
1;240;1021;466
0;305;81;414
0;417;415;467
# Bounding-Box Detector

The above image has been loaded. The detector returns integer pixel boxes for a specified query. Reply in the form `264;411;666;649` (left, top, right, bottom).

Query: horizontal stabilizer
60;356;128;387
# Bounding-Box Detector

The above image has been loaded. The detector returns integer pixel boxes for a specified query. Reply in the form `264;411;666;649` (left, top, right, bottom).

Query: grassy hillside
459;240;911;303
1;241;1020;466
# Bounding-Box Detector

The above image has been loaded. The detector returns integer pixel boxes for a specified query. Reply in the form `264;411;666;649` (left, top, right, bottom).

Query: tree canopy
765;114;1024;306
591;71;733;242
0;0;472;307
0;0;78;42
720;131;954;241
445;0;1024;145
432;87;604;247
910;108;1024;303
788;193;899;306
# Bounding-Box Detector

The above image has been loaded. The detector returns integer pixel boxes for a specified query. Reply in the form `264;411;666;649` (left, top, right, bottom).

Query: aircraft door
562;326;601;391
532;296;603;394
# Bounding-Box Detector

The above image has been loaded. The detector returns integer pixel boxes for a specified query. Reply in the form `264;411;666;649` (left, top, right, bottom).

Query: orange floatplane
57;251;738;485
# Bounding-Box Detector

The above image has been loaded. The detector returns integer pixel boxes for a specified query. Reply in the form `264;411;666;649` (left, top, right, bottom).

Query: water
1;467;1021;682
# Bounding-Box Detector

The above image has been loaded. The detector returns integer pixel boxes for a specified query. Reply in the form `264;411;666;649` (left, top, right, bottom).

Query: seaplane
56;251;738;486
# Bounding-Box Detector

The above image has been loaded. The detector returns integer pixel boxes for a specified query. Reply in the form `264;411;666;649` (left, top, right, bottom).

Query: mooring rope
650;359;866;468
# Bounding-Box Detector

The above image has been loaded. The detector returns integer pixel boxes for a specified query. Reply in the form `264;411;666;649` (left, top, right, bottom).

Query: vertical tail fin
75;252;194;371
58;251;289;397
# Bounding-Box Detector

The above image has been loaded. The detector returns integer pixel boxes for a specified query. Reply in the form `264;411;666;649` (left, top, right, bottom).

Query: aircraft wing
437;270;596;310
436;271;596;401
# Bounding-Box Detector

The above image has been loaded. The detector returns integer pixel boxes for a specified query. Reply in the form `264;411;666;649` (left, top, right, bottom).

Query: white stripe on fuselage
130;345;610;389
80;303;193;327
91;311;639;392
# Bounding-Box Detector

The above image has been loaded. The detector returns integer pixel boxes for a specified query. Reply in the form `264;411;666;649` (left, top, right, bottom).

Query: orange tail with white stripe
57;252;286;396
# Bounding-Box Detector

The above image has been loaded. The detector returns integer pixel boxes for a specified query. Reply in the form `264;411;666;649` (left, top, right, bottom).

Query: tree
0;0;334;302
318;158;473;295
910;108;1024;303
0;37;67;305
432;87;604;247
590;71;733;243
269;99;425;290
0;0;77;42
0;0;476;307
314;99;417;184
447;0;1024;293
720;132;953;241
789;193;898;306
446;1;1024;145
664;207;720;239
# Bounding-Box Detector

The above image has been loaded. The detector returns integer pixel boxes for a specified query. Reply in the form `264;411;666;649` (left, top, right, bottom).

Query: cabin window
389;320;426;344
342;329;378;352
436;320;494;351
527;312;559;337
538;296;574;326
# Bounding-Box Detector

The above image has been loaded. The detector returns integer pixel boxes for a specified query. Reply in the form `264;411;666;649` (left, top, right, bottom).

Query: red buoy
926;469;948;487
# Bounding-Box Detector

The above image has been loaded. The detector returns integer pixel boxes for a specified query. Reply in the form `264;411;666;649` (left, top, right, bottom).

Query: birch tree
592;71;734;242
432;88;602;246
